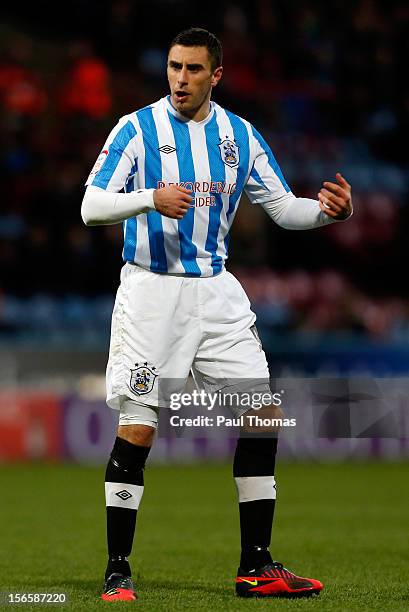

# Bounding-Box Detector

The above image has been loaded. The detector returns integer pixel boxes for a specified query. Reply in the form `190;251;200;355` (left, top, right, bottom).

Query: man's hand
153;185;193;219
317;172;352;220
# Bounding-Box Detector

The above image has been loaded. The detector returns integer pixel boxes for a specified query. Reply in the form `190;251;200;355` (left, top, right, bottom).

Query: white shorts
106;263;270;426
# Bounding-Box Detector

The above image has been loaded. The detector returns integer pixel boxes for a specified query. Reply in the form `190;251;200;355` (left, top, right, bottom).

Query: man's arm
81;186;155;226
81;185;193;226
245;125;352;229
261;173;352;229
82;112;193;225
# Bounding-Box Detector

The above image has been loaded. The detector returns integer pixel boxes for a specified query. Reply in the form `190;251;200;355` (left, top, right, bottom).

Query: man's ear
211;66;223;87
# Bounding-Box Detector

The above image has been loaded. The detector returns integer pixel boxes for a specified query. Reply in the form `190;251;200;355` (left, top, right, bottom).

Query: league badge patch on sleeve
89;149;108;177
129;362;157;395
219;139;240;168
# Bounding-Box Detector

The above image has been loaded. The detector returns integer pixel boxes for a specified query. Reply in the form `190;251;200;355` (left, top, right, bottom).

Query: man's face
167;44;222;119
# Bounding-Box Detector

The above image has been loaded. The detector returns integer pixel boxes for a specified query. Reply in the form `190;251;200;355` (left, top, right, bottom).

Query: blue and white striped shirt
86;96;292;277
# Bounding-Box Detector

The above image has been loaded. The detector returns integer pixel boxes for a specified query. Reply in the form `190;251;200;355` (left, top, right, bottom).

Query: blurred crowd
2;268;408;345
1;0;408;341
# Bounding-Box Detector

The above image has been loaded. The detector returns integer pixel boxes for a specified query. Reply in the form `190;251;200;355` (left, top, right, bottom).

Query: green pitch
1;461;408;611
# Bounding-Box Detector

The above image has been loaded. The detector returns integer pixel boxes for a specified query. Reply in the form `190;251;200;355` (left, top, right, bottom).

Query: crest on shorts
129;362;157;395
219;139;240;168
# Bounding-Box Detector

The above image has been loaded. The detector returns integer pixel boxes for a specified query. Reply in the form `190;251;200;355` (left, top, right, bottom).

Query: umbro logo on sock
116;490;133;501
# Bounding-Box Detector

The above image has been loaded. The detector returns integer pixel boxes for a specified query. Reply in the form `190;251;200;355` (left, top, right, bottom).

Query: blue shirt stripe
251;126;290;192
123;161;138;261
137;107;168;273
167;111;201;276
250;166;267;189
92;120;137;189
204;114;225;275
223;111;250;254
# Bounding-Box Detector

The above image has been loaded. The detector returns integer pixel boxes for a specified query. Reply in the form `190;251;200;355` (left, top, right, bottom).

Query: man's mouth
174;90;190;102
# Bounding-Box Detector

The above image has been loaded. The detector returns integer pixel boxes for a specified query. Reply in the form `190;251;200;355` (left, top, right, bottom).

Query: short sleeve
245;126;292;205
85;115;138;192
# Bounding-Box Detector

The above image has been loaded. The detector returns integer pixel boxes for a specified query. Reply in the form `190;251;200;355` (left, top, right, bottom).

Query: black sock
106;555;131;579
233;436;278;571
105;437;151;580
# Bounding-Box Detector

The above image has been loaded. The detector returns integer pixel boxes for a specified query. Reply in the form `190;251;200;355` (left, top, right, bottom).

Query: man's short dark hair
169;28;223;72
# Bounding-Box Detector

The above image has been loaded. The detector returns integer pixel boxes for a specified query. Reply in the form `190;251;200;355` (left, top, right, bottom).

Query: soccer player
82;28;352;601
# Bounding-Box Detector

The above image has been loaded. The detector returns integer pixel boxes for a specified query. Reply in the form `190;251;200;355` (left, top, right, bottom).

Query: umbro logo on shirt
158;144;176;154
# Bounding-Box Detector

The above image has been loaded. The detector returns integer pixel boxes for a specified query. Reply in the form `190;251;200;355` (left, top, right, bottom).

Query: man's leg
192;271;323;597
233;404;281;571
105;425;154;578
234;406;323;598
233;432;278;571
102;399;158;601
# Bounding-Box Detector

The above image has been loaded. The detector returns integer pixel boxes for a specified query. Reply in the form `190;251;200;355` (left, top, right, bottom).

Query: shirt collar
165;95;215;126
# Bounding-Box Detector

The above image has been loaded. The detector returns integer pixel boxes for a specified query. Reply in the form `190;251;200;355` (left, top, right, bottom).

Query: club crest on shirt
219;139;240;168
129;362;157;395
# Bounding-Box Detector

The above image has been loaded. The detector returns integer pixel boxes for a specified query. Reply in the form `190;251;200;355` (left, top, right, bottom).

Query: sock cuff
235;475;276;503
105;482;144;510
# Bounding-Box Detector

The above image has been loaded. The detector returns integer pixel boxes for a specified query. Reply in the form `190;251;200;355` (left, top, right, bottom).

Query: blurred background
1;0;408;462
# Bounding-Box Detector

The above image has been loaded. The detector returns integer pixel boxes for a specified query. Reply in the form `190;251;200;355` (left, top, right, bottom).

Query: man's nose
177;67;188;85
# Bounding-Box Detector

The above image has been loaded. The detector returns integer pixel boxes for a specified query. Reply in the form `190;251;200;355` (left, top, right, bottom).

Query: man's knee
118;424;156;447
241;403;284;435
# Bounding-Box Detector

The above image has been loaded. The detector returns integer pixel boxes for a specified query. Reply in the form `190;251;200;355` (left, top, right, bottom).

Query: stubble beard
176;84;212;120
